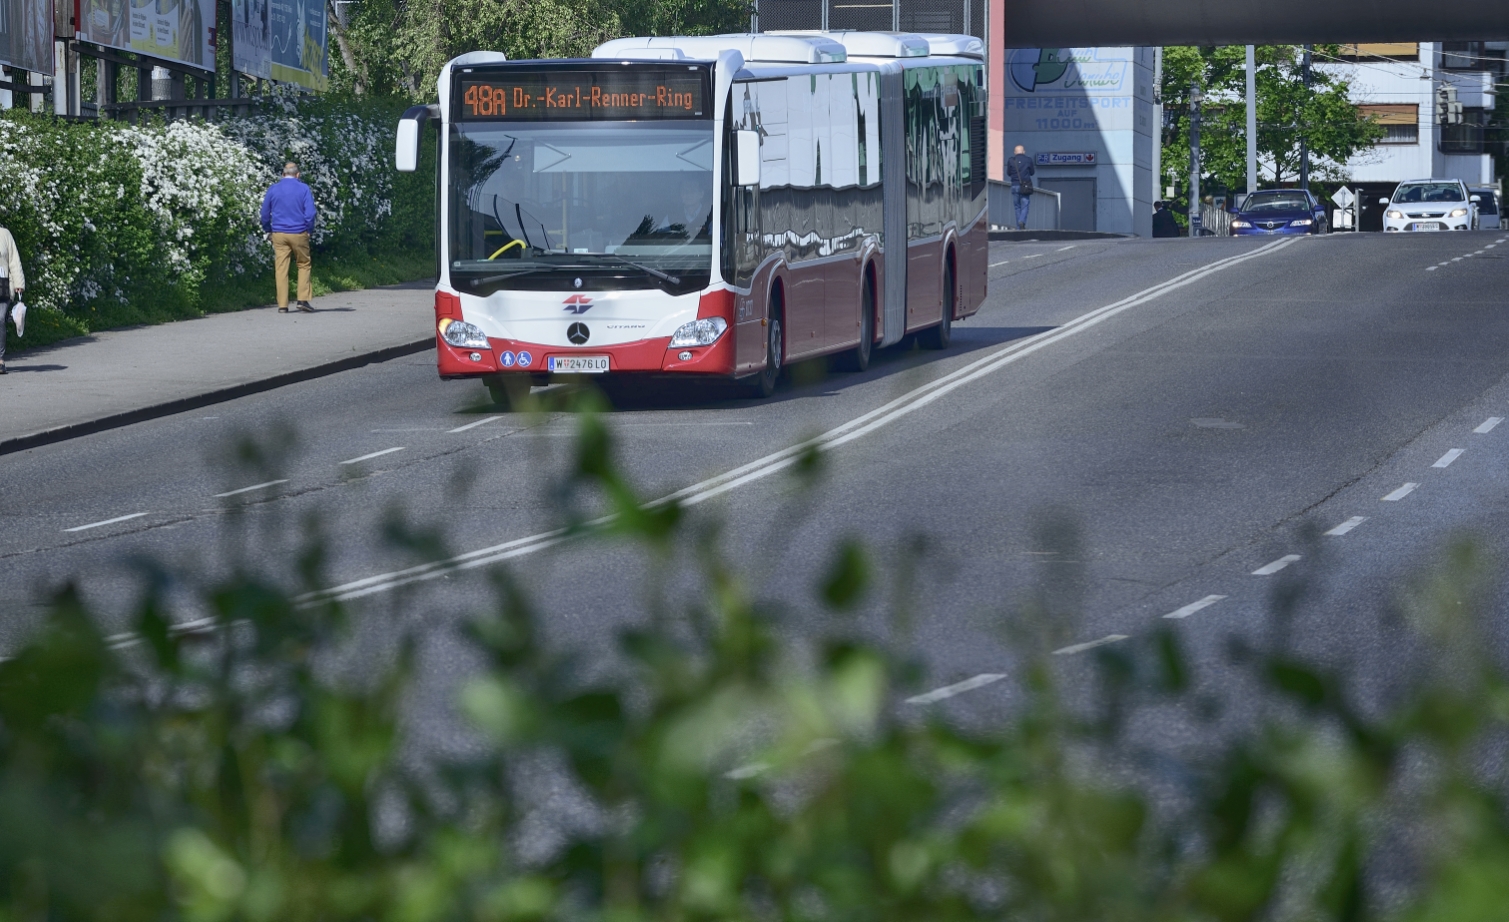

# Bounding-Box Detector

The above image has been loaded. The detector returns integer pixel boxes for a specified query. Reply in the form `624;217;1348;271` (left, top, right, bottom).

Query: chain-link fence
753;0;985;40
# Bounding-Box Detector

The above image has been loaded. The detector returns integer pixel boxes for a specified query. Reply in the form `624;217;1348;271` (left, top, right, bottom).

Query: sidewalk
0;280;436;455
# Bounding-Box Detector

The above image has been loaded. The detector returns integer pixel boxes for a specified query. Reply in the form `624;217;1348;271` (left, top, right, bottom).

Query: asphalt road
4;231;1508;725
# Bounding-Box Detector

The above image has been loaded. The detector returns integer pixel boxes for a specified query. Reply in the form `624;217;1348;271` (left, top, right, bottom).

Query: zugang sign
456;67;709;122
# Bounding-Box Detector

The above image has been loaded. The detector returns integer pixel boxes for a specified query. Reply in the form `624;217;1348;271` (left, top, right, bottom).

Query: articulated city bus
395;31;988;403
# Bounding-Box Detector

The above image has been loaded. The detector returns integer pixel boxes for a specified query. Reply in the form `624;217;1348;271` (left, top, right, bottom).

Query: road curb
0;338;434;458
989;229;1131;242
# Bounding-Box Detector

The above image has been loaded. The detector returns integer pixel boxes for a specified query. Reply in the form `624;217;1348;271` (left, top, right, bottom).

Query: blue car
1229;189;1329;236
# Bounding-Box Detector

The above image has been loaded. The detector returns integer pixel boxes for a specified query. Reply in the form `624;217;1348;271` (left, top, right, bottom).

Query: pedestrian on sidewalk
0;223;25;375
1006;145;1036;231
261;162;317;313
1152;200;1181;238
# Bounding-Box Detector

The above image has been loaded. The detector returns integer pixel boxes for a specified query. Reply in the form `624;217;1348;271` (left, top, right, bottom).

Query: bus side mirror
735;130;761;187
396;104;439;173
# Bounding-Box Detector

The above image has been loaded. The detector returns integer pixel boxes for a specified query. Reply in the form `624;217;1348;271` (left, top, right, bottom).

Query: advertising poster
0;0;55;74
78;0;217;70
268;0;326;90
231;0;270;78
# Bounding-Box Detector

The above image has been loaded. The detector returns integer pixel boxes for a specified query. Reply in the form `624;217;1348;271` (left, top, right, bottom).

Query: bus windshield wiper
580;256;681;286
465;267;550;287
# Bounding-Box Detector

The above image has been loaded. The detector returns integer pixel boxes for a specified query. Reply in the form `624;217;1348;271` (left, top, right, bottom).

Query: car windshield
1393;182;1465;204
1243;192;1310;213
449;121;715;293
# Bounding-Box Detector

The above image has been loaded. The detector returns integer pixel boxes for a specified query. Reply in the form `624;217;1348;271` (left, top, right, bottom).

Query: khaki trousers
271;232;313;308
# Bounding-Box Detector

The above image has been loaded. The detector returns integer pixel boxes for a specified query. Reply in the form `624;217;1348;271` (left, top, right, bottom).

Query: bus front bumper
436;332;736;379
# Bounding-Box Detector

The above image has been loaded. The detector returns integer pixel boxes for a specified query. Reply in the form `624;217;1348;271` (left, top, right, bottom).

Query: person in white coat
0;225;26;375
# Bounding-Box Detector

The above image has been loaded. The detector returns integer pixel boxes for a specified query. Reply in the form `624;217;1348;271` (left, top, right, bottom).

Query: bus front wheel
744;309;784;398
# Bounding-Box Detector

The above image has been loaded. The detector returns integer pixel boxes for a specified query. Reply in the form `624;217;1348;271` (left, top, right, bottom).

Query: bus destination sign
458;69;708;121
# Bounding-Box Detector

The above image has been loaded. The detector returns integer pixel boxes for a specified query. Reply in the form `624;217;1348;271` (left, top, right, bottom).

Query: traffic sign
1331;186;1355;208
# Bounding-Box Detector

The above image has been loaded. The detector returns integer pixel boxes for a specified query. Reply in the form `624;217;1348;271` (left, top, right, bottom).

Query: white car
1470;188;1501;231
1380;179;1478;232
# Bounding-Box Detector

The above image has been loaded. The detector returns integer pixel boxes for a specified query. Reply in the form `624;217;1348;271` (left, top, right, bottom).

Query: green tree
1160;45;1384;200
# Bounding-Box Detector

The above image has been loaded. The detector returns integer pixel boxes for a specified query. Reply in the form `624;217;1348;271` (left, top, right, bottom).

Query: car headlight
438;317;490;348
1289;218;1313;227
669;317;728;348
1230;219;1251;228
1449;208;1469;218
1387;210;1405;219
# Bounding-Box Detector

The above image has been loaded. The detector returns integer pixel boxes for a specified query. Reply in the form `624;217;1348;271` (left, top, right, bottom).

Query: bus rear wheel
835;272;875;373
918;259;955;351
743;308;784;398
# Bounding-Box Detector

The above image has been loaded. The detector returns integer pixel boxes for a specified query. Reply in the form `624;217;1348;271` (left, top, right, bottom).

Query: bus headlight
439;318;490;348
669;317;728;347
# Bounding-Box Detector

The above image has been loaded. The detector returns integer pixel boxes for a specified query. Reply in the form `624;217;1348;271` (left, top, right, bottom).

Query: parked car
1380;179;1478;232
1470;187;1501;231
1229;189;1329;236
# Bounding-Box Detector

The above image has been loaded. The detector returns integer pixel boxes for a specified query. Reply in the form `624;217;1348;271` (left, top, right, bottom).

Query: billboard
231;0;269;78
78;0;217;70
0;0;55;73
268;0;326;90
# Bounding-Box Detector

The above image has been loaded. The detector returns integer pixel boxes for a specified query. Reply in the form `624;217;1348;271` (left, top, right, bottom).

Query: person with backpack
1006;145;1036;231
0;224;25;375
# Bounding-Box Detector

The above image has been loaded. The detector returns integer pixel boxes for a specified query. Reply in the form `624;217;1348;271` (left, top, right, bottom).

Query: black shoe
296;300;315;313
0;364;7;374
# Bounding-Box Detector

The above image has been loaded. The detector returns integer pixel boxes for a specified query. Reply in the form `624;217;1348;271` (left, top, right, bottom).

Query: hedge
0;96;436;348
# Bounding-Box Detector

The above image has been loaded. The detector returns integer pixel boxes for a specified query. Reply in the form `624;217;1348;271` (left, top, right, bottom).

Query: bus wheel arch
919;245;955;351
835;262;876;372
744;280;786;398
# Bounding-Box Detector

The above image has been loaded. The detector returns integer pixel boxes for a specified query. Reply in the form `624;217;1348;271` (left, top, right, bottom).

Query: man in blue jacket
260;162;317;313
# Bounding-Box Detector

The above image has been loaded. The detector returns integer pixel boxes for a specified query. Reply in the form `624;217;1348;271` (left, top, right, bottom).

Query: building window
1339;43;1420;61
1358;104;1418;145
1440;108;1487;153
1441;42;1485;70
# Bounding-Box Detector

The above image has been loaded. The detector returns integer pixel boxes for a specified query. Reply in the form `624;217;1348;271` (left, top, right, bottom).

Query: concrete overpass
1000;0;1509;47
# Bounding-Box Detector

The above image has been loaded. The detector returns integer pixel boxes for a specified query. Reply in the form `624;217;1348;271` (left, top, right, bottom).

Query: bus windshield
449;121;716;294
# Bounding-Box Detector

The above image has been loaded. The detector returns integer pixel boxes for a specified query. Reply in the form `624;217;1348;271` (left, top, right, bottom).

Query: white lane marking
1325;516;1368;536
989;259;1011;267
1432;449;1465;469
1252;555;1302;576
1474;417;1503;434
1057;244;1077;251
340;447;405;465
1453;257;1464;262
905;673;1006;704
302;240;1300;604
1021;253;1044;259
215;479;289;498
1426;266;1438;271
1382;483;1419;501
1054;635;1129;656
1162;595;1227;620
64;512;148;533
449;416;502;433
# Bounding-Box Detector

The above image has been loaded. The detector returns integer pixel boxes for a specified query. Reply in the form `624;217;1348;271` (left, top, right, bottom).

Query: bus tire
743;303;785;398
919;258;955;351
835;270;875;372
484;374;532;410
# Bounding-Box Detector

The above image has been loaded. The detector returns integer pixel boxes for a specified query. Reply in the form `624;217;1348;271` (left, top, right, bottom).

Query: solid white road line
64;512;148;533
1325;516;1368;536
449;416;502;433
301;239;1301;604
905;673;1006;704
1382;483;1419;502
1054;635;1129;656
215;479;289;498
340;447;405;465
1252;555;1301;576
1432;449;1465;469
1474;417;1503;434
1162;595;1226;620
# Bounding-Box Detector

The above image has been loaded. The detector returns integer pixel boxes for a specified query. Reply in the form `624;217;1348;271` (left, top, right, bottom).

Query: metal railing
988;181;1061;231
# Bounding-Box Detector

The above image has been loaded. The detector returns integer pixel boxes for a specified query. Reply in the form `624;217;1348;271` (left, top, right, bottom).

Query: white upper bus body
398;32;988;387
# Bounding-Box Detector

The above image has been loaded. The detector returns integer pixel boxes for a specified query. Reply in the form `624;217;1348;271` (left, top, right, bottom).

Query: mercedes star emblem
567;322;590;345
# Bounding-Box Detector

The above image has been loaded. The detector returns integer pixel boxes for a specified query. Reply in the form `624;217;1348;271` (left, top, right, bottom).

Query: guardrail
988;180;1061;231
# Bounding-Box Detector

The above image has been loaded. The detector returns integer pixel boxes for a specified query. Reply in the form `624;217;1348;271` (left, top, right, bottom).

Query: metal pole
1299;43;1312;190
1189;83;1202;236
821;0;828;31
1246;45;1258;200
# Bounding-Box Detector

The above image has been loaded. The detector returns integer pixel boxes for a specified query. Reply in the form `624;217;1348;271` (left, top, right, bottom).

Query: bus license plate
548;355;610;373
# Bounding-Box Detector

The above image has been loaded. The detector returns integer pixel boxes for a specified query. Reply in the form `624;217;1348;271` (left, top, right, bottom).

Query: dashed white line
64;512;148;533
1474;417;1503;434
1382;483;1419;502
1054;635;1129;656
1426;266;1438;271
340;447;405;465
1432;449;1465;469
1057;244;1077;251
1325;516;1368;536
215;479;289;498
1252;555;1302;576
905;673;1007;704
449;416;503;433
1162;595;1226;620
